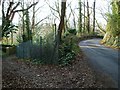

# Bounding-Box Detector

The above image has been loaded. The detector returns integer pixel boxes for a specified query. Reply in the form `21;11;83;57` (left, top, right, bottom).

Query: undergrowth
58;29;80;66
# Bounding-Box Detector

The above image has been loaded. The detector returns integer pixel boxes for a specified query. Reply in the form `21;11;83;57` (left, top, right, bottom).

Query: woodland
0;0;119;88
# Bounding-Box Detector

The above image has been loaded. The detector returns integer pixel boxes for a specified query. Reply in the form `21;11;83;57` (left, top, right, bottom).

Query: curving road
79;38;119;88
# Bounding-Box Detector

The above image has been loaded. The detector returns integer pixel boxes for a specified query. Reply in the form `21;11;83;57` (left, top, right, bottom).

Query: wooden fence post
40;36;42;60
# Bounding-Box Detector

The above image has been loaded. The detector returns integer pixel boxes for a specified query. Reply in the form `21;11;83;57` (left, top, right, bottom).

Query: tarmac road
79;38;119;88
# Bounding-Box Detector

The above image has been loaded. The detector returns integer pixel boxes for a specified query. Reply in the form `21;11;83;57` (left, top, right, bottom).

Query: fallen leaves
2;54;116;88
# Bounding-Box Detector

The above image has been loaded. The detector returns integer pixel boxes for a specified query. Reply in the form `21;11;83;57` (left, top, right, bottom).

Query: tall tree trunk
58;0;66;43
22;0;25;42
93;0;96;35
78;0;82;34
101;0;120;49
83;1;86;33
32;0;35;39
87;0;90;34
25;9;31;40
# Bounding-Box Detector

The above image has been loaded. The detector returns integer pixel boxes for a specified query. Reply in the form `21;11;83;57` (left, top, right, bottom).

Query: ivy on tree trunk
58;0;67;43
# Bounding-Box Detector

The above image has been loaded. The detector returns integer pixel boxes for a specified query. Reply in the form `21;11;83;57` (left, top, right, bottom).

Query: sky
0;0;110;28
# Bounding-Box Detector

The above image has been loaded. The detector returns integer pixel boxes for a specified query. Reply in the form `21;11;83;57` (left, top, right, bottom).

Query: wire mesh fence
17;34;59;64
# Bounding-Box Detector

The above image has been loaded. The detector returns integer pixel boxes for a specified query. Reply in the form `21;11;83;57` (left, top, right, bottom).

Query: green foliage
0;50;6;57
102;0;120;49
58;51;75;66
20;58;44;65
17;9;32;43
31;59;44;65
106;13;120;36
25;10;32;41
58;34;79;66
16;34;23;44
105;0;120;37
3;24;18;37
33;29;56;64
67;28;77;35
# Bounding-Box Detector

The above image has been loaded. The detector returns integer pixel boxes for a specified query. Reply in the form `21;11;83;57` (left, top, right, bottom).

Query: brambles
58;31;79;66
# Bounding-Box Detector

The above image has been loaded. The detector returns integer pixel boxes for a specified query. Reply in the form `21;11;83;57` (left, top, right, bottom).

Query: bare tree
78;0;82;34
2;0;38;37
46;0;60;20
31;0;35;35
86;0;90;34
93;0;96;34
58;0;67;42
70;5;76;29
83;1;86;32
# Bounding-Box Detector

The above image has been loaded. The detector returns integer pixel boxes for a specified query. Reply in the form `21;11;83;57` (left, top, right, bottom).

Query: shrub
58;34;79;66
58;51;75;66
68;28;77;35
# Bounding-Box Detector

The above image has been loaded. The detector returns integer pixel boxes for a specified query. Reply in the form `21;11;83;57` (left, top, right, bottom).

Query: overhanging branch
14;2;38;13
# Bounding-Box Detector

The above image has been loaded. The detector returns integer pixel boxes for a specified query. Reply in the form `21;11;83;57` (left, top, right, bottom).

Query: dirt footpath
2;53;116;88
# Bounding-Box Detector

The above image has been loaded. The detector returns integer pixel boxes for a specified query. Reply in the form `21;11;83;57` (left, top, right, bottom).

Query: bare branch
9;2;38;21
67;1;72;7
46;1;58;13
14;2;38;13
54;1;60;17
95;18;106;34
100;13;108;21
50;10;60;20
6;2;14;16
11;2;20;12
17;12;22;18
35;4;45;12
35;16;49;26
9;2;20;19
46;1;60;18
2;0;5;18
